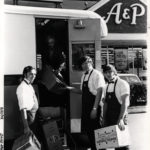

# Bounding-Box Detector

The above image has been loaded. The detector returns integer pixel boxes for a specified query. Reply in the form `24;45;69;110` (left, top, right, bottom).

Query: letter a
104;3;123;24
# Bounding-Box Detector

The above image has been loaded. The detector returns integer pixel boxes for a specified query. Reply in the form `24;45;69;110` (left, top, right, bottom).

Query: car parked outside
139;76;147;86
118;74;147;106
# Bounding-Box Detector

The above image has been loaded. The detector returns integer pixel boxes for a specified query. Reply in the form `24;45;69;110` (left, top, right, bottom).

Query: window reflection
72;43;95;70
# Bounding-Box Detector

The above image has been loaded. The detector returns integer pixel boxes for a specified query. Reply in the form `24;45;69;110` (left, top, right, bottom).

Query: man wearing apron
80;56;105;150
16;66;39;135
102;64;130;150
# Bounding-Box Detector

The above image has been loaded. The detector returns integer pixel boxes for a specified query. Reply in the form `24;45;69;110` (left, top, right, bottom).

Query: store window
142;49;147;70
101;47;114;67
128;48;147;75
72;43;95;70
101;46;147;75
115;49;128;72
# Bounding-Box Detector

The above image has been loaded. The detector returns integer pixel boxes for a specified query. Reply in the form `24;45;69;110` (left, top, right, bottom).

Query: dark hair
46;35;55;42
23;66;35;78
102;64;117;75
79;55;93;66
52;53;66;70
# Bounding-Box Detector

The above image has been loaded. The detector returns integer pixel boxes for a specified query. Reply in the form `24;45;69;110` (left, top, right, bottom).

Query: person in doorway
42;35;55;66
42;35;66;68
16;66;38;135
39;53;74;108
38;55;74;149
102;64;130;150
79;56;105;150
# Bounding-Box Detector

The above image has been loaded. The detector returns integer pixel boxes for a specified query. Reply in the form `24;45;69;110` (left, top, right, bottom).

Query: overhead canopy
4;5;108;37
102;40;147;47
102;33;147;47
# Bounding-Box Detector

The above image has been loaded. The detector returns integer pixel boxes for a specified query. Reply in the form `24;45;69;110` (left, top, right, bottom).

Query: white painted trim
88;0;110;11
39;0;63;2
102;33;147;40
4;4;101;19
89;0;147;12
140;0;148;6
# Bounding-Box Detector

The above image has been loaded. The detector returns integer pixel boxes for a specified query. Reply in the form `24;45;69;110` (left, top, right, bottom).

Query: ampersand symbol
122;8;130;19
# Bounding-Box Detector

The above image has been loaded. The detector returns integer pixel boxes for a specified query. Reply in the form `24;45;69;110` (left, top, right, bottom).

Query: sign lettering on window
115;49;128;70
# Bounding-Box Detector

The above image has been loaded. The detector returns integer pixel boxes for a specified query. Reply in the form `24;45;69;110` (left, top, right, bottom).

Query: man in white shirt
79;56;105;150
102;64;130;150
16;66;38;134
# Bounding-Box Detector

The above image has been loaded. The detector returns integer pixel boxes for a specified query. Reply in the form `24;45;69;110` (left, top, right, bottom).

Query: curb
128;106;147;114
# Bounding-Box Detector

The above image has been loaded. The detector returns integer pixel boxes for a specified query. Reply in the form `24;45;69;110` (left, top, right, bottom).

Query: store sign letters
103;2;145;24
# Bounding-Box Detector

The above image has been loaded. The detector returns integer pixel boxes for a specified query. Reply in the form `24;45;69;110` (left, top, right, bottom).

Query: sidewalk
128;105;147;114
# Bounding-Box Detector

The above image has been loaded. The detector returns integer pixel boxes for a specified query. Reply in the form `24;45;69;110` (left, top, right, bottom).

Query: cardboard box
12;132;41;150
39;65;66;95
95;125;130;150
42;120;63;150
39;107;61;118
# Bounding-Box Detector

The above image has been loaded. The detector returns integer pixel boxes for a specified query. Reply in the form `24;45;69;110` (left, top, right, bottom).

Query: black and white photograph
0;0;150;150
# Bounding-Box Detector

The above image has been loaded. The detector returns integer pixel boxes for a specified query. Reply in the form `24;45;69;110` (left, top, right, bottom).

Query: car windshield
119;75;141;83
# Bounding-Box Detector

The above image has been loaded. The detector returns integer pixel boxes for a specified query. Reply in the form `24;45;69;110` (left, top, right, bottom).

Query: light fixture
74;19;85;29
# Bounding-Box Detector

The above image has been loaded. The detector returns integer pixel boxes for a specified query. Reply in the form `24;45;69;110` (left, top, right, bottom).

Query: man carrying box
102;64;130;150
16;66;38;134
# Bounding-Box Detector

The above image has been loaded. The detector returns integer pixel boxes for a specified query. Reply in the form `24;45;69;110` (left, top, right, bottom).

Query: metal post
132;57;134;74
106;46;109;64
132;46;134;73
136;50;139;77
13;0;18;5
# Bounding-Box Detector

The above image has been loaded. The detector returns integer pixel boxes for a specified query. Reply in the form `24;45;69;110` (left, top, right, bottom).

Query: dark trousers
86;129;105;150
86;123;97;150
83;107;105;150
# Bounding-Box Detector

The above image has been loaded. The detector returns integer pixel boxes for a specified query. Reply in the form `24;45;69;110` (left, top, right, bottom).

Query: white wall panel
4;13;36;74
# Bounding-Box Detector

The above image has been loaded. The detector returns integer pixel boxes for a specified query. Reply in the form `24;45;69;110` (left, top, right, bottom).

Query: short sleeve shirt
105;77;130;104
80;69;105;95
16;80;38;110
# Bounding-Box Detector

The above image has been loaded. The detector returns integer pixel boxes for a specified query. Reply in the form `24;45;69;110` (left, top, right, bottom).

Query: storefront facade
89;0;147;77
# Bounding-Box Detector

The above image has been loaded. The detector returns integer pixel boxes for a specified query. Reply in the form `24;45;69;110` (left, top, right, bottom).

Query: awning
102;40;147;47
102;33;147;47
